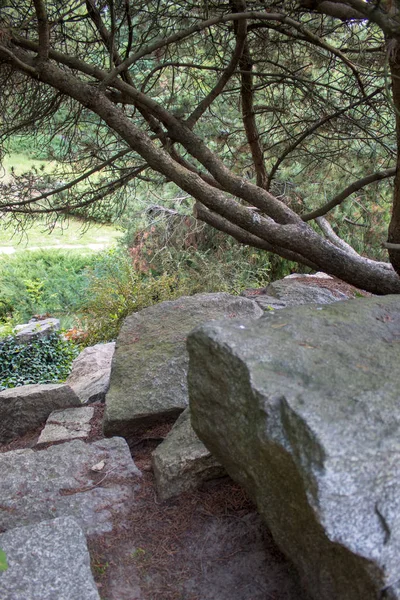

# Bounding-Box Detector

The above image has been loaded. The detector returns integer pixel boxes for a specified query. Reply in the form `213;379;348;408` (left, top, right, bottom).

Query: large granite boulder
152;407;226;500
0;383;80;444
0;517;100;600
104;293;262;439
187;294;400;600
66;342;115;403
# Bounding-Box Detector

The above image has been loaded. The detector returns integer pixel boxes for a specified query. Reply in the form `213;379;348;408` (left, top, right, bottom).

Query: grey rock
187;295;400;600
37;406;94;444
0;437;141;535
14;318;60;342
242;277;349;311
0;383;81;444
0;517;100;600
66;342;115;404
152;407;226;500
104;293;262;439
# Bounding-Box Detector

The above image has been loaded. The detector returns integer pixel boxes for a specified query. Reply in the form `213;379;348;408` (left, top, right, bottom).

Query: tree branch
302;167;396;221
185;11;247;128
33;0;50;62
195;202;319;268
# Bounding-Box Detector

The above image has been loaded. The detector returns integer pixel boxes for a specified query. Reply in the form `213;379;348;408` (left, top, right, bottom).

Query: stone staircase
0;280;351;600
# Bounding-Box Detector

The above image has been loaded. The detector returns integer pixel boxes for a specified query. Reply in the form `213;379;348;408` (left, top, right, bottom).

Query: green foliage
81;249;184;345
124;210;272;293
6;130;65;160
0;548;7;572
0;332;79;390
0;250;97;325
82;218;274;345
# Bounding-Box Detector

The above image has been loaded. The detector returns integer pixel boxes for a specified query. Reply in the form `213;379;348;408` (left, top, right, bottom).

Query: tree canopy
1;0;400;293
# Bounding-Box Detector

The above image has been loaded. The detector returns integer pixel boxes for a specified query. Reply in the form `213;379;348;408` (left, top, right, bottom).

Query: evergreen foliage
0;250;96;326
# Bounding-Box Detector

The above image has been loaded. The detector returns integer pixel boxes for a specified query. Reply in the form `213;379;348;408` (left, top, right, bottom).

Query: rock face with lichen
103;293;263;439
187;294;400;600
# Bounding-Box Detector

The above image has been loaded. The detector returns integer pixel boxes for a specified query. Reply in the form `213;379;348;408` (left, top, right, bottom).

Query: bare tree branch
33;0;50;62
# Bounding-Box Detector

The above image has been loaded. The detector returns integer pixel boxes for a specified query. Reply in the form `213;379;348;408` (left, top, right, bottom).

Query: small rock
91;460;105;472
152;407;226;500
242;277;350;311
14;318;60;343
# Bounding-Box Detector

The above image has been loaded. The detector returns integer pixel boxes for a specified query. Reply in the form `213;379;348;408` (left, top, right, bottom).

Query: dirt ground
1;404;310;600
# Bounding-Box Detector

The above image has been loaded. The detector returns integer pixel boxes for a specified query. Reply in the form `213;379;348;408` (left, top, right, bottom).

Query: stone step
0;437;141;536
0;384;81;445
0;517;100;600
37;406;95;445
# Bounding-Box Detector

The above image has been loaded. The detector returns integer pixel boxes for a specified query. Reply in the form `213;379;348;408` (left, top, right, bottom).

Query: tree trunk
388;39;400;275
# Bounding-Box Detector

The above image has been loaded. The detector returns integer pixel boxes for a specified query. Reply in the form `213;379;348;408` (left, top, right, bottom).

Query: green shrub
0;250;96;326
81;249;185;345
0;333;79;390
125;211;272;293
82;218;274;345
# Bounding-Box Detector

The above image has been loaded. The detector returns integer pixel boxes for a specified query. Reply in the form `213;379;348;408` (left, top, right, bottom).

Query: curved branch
195;202;319;268
302;167;396;221
317;0;400;36
315;216;359;256
185;12;247;128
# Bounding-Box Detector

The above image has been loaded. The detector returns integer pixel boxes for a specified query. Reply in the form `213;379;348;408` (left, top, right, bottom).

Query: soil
1;404;310;600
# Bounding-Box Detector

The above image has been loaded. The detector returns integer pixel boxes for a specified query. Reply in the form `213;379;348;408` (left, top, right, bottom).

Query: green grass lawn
1;153;57;182
1;153;124;252
0;217;123;252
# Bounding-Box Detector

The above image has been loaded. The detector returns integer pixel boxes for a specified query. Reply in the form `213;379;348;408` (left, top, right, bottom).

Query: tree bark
388;40;400;276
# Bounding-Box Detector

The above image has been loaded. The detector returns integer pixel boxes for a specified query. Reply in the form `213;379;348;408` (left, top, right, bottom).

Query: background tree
1;0;400;293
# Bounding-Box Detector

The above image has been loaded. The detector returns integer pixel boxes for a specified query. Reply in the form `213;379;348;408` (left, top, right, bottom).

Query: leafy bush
0;333;79;390
81;215;276;345
81;248;185;345
0;250;96;326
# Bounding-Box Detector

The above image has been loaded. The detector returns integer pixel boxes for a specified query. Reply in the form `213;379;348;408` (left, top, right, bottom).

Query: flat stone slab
104;293;262;439
152;407;226;500
0;517;100;600
67;342;115;404
188;295;400;600
37;406;94;444
0;437;141;536
0;383;81;444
